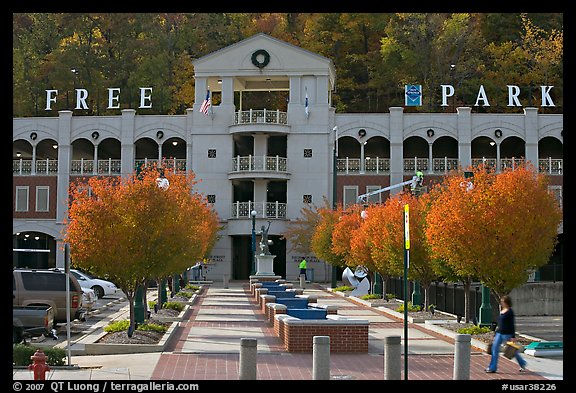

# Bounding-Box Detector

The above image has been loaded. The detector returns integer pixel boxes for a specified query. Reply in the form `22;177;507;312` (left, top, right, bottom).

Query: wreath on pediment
251;49;270;69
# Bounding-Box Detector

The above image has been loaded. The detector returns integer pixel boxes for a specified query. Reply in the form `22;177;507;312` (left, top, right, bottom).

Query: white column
428;143;433;174
93;144;98;175
389;107;404;194
120;109;136;178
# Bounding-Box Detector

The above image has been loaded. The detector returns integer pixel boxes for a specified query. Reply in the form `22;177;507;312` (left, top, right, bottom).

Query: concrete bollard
453;334;471;380
239;338;257;380
299;274;306;289
313;336;330;380
384;335;401;380
223;274;229;289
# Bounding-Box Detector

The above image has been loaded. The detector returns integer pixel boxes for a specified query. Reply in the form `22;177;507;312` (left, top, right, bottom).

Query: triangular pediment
193;33;335;84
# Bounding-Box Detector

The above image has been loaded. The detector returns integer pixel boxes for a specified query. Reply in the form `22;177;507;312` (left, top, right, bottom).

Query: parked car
56;268;120;299
13;305;56;343
81;287;97;312
13;268;85;326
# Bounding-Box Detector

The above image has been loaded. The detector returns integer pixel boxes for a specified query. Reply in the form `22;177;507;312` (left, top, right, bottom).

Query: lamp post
450;64;456;112
251;209;257;276
331;126;339;288
71;68;79;110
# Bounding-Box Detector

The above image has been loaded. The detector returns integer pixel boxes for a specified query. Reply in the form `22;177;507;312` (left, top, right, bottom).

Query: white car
81;287;97;312
68;269;120;299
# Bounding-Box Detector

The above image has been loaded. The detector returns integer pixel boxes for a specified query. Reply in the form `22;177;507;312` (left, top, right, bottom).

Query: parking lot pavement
516;316;563;342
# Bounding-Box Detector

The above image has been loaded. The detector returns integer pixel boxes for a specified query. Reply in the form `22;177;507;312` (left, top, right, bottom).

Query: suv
13;268;85;326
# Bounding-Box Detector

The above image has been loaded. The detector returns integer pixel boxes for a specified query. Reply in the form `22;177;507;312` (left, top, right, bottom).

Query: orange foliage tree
310;204;346;270
360;192;440;308
426;164;562;308
64;164;219;336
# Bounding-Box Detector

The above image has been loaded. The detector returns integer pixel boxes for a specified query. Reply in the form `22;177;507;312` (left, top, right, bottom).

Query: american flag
200;89;211;115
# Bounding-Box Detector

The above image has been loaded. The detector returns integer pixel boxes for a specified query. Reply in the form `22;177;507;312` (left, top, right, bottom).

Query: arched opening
538;136;563;175
403;135;428;172
471;136;497;170
337;136;361;173
432;136;459;173
13;231;56;269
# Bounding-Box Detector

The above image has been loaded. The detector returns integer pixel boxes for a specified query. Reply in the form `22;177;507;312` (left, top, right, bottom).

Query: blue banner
405;85;422;106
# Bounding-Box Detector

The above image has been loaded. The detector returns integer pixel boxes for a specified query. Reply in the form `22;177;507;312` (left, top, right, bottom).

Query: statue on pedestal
258;221;272;255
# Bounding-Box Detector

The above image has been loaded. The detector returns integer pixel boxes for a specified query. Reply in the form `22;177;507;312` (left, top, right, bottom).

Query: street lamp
251;210;257;276
450;64;456;112
331;126;339;288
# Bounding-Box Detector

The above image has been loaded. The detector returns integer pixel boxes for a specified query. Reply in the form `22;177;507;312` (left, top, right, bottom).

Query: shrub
360;294;382;300
163;301;185;312
137;323;167;333
175;291;193;299
334;285;354;292
103;319;168;334
104;320;131;333
385;293;396;301
12;344;66;366
456;325;492;335
148;301;157;308
395;302;422;313
185;284;200;291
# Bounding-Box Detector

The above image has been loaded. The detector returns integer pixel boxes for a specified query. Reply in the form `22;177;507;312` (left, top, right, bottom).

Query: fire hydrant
28;349;50;380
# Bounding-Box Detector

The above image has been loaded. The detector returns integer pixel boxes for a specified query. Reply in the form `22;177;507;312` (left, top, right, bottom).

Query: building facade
13;34;563;282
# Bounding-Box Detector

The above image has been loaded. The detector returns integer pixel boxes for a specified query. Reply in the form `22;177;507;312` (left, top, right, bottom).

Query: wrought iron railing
231;201;287;219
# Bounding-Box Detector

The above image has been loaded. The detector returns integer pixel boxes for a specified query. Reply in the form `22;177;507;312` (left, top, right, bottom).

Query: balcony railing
13;159;33;175
231;155;287;173
336;158;361;173
403;157;429;172
231;201;287;219
70;159;94;175
539;158;563;175
134;158;187;173
364;157;390;173
234;109;288;125
432;157;459;173
471;157;497;170
500;157;525;170
13;159;59;175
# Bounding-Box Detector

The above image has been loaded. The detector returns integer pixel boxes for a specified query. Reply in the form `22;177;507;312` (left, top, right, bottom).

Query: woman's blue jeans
488;332;527;371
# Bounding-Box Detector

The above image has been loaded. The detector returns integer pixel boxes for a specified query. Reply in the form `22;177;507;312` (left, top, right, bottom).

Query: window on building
15;186;29;212
208;149;217;158
304;149;312;158
343;186;358;208
303;194;312;204
207;194;216;204
35;186;49;212
365;185;381;204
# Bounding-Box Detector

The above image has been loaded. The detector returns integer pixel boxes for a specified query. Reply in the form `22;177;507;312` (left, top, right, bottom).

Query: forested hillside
13;13;563;116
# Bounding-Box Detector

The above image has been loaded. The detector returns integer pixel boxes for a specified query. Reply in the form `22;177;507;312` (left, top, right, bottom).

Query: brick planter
274;314;369;353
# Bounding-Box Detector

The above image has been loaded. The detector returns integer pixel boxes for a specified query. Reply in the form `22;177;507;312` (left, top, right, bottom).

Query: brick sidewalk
151;283;546;381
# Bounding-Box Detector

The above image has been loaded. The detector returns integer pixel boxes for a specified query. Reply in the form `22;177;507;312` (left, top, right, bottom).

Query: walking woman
485;295;527;373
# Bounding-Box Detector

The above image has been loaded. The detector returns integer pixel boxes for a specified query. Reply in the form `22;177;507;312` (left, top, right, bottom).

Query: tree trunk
463;278;472;323
126;293;135;338
422;283;430;310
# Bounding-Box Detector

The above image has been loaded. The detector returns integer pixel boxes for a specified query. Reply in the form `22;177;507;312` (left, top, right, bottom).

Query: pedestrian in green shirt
299;258;308;280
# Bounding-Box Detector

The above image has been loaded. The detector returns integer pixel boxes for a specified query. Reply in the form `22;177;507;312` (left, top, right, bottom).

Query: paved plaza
13;281;563;381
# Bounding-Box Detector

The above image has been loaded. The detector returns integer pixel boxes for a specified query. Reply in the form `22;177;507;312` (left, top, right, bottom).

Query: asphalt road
516;315;563;342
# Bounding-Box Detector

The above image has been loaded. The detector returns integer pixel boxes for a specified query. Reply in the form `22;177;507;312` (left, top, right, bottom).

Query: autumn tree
426;164;562;317
360;192;440;308
283;197;330;256
64;164;219;336
310;204;346;270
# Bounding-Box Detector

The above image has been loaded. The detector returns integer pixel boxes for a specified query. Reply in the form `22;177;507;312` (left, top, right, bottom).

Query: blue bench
261;282;283;288
268;290;296;298
286;308;328;320
275;297;308;309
